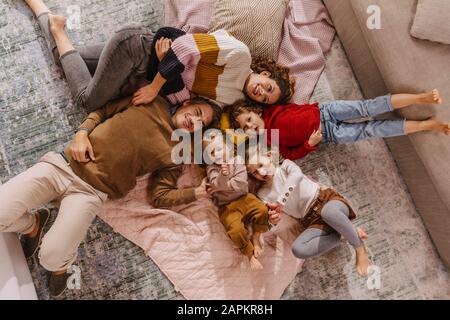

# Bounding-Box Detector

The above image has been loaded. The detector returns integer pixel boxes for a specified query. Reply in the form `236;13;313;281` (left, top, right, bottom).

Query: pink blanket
164;0;335;103
99;165;304;299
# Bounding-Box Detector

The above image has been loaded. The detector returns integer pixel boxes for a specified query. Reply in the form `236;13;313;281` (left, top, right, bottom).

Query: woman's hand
155;37;172;62
308;129;323;147
132;72;167;106
132;84;159;106
69;130;95;163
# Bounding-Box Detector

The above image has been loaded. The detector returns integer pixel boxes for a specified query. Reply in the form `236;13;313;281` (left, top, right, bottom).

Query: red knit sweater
263;103;321;160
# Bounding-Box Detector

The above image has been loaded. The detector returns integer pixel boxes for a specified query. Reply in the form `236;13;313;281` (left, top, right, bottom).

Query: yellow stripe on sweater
192;34;224;100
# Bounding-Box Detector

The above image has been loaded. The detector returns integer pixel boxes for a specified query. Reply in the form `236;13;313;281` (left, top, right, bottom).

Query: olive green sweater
64;96;196;203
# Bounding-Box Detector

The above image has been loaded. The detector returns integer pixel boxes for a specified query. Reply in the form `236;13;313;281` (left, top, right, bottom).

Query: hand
308;129;323;147
220;164;229;176
155;37;172;62
132;84;159;106
195;178;211;199
266;202;281;225
266;202;281;213
69;130;95;163
268;209;281;225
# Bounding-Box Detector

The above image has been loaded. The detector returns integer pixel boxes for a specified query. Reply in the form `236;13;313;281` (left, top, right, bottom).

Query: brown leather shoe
22;208;50;259
48;271;70;298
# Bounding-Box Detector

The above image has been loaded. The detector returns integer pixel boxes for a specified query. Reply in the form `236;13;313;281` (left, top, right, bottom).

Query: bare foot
356;228;368;241
249;256;263;270
421;118;450;135
252;232;264;258
48;14;67;35
419;89;443;104
355;244;369;276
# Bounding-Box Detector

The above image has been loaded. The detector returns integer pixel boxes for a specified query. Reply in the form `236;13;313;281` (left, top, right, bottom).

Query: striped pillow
209;0;288;59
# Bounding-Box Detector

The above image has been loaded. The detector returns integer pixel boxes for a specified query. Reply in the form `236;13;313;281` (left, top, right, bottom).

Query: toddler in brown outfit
204;130;269;270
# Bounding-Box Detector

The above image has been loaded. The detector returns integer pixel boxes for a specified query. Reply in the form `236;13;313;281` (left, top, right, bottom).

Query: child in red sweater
229;90;449;160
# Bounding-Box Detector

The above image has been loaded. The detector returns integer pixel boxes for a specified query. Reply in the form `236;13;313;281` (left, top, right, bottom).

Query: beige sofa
323;0;450;268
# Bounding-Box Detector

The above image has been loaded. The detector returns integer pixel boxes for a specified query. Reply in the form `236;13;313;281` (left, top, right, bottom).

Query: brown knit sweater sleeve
149;166;197;208
78;97;133;132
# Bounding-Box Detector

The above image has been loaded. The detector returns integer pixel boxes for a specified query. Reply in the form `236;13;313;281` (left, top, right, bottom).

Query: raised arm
206;163;248;193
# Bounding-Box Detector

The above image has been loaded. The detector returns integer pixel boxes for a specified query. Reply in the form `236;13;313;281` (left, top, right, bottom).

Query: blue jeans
319;95;406;144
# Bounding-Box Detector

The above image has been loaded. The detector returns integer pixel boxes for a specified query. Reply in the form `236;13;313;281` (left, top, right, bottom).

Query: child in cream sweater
246;148;370;276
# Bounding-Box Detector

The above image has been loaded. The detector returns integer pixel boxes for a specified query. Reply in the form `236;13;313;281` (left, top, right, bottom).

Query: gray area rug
0;0;448;299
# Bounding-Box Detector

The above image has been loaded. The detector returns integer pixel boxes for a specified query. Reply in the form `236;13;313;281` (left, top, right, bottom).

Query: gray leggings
292;200;362;259
37;12;153;112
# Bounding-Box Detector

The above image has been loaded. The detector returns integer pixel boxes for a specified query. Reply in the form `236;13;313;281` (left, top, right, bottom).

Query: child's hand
220;164;229;176
266;202;281;213
308;129;323;147
266;202;281;225
268;210;281;225
195;178;211;199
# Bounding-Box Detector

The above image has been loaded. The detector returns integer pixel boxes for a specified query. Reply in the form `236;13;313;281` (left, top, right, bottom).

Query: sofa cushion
209;0;288;59
411;0;450;45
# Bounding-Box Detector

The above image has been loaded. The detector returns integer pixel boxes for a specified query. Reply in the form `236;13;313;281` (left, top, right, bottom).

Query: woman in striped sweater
24;0;294;112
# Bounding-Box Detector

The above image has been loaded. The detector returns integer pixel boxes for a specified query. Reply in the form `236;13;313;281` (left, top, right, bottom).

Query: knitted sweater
64;97;191;200
206;157;248;207
257;160;320;219
158;29;252;106
263;103;321;160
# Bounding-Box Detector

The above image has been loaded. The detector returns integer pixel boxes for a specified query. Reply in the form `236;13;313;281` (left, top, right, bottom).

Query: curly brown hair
227;99;263;129
249;57;296;105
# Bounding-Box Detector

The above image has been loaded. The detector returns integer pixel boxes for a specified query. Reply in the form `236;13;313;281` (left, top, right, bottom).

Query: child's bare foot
355;244;369;276
355;229;369;276
48;14;67;35
356;228;368;241
249;256;263;271
422;118;450;135
252;232;264;258
419;89;443;105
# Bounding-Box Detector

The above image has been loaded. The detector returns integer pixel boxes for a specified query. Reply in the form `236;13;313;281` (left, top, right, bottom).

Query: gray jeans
37;12;153;112
319;94;406;144
291;200;362;259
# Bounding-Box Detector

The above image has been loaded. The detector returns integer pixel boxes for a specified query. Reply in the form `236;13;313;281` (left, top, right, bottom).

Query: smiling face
235;110;265;135
204;134;233;164
244;71;282;105
172;101;214;133
246;151;276;182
